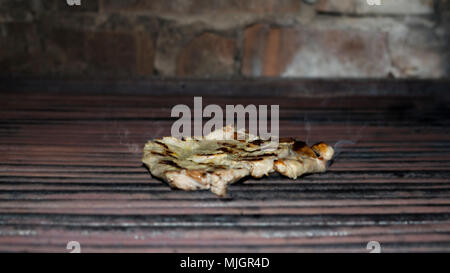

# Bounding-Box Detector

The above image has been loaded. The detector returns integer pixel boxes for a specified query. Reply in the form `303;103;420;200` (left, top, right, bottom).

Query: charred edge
312;142;327;158
312;141;326;146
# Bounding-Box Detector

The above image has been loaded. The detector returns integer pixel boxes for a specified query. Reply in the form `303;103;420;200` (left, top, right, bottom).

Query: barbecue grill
1;79;449;252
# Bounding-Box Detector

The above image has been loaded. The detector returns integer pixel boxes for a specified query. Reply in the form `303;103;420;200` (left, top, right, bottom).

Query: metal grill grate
0;80;449;252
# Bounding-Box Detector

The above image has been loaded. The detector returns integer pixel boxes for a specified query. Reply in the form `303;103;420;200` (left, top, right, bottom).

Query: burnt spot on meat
217;144;248;153
213;164;228;169
217;147;240;154
159;160;181;168
293;141;317;158
196;153;218;156
311;142;328;158
249;139;264;146
248;158;264;161
238;157;266;161
154;140;169;150
274;159;286;167
313;142;326;146
261;153;277;157
240;153;276;158
220;142;237;148
218;147;230;153
293;141;307;151
186;170;207;181
279;137;295;144
151;150;177;158
196;162;228;169
150;151;165;157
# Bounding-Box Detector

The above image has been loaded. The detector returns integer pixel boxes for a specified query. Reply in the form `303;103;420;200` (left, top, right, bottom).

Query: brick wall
0;0;449;78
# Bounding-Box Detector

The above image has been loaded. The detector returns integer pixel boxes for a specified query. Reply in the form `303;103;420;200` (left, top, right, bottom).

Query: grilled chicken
142;125;334;196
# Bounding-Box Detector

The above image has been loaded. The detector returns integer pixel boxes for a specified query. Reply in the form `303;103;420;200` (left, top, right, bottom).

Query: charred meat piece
142;125;334;196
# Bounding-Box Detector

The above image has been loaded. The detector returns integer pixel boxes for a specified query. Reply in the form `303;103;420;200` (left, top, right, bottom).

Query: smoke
329;123;367;168
327;140;354;169
304;113;311;144
333;140;356;159
115;121;141;154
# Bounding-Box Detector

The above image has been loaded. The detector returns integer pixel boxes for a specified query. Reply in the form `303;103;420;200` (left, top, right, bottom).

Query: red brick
242;23;390;78
43;27;138;75
154;22;210;76
135;31;156;75
85;31;136;73
176;32;237;77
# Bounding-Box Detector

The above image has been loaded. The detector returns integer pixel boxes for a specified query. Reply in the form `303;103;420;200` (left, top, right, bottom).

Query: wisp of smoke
116;123;141;154
333;140;356;158
328;139;355;168
304;113;311;144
